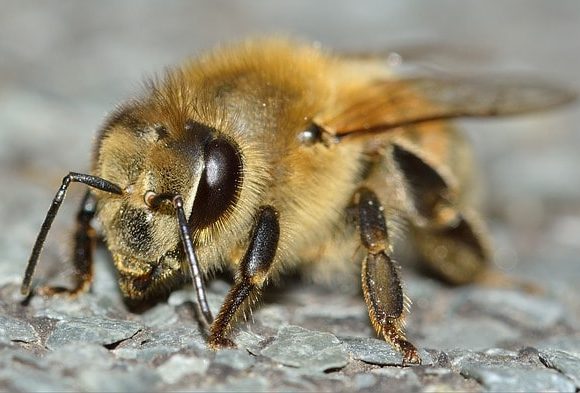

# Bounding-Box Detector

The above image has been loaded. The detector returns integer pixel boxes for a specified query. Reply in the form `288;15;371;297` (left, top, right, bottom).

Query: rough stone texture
157;354;210;384
112;325;207;361
539;350;580;389
260;325;350;372
1;1;580;392
419;316;521;352
370;368;423;392
462;367;576;393
46;316;143;349
213;348;256;371
0;315;39;344
341;336;434;366
450;348;578;392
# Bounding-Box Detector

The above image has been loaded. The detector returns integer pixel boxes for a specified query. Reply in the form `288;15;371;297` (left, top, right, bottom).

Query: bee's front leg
39;189;97;297
208;206;280;349
353;187;421;365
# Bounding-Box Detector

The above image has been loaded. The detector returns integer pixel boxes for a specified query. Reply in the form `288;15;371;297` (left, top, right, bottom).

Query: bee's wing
316;77;576;139
341;41;496;70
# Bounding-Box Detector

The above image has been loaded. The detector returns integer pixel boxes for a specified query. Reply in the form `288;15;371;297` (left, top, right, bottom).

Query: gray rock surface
46;316;143;349
341;336;434;366
461;367;575;393
453;288;566;330
260;325;350;372
539;350;580;389
0;315;39;344
158;354;210;384
1;1;579;392
213;348;256;371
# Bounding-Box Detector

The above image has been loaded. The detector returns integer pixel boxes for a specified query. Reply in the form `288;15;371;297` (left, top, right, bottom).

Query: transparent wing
316;77;576;140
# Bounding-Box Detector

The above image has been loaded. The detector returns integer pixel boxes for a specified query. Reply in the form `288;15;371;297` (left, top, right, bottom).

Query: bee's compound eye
298;123;323;146
191;137;243;228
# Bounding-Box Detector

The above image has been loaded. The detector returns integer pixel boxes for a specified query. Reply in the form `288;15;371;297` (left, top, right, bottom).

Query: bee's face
96;109;244;298
105;199;185;299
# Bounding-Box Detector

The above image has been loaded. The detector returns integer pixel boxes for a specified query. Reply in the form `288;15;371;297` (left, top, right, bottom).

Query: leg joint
354;187;390;254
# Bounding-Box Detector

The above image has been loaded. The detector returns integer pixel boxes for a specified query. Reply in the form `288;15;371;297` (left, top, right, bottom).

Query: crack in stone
103;329;143;350
538;351;580;391
458;369;486;389
10;339;34;344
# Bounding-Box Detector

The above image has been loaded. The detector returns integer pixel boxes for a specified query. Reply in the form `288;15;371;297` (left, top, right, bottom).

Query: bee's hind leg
411;209;491;285
353;187;421;365
392;142;537;292
412;213;542;293
208;206;280;349
38;189;97;298
391;142;491;286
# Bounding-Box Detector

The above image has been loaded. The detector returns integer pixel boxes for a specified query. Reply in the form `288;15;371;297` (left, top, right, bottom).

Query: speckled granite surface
1;2;579;392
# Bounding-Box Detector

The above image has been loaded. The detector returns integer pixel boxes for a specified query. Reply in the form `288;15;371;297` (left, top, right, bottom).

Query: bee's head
96;107;246;298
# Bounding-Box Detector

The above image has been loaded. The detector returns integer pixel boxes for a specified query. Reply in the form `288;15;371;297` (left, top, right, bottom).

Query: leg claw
390;335;422;366
402;347;422;366
208;336;237;350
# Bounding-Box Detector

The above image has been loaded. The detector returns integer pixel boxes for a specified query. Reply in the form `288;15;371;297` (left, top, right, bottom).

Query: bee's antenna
172;195;214;326
21;173;122;297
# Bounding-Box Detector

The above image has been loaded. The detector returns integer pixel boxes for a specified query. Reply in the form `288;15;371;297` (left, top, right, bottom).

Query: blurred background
0;0;579;320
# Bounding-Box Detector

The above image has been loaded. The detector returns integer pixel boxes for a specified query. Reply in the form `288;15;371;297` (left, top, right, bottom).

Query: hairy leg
353;187;421;365
208;206;280;348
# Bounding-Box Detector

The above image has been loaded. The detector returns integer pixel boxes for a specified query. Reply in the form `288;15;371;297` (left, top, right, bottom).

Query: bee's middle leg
353;187;421;365
208;206;280;349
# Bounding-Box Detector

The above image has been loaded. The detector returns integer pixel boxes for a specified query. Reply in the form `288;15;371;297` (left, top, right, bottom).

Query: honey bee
21;38;574;364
